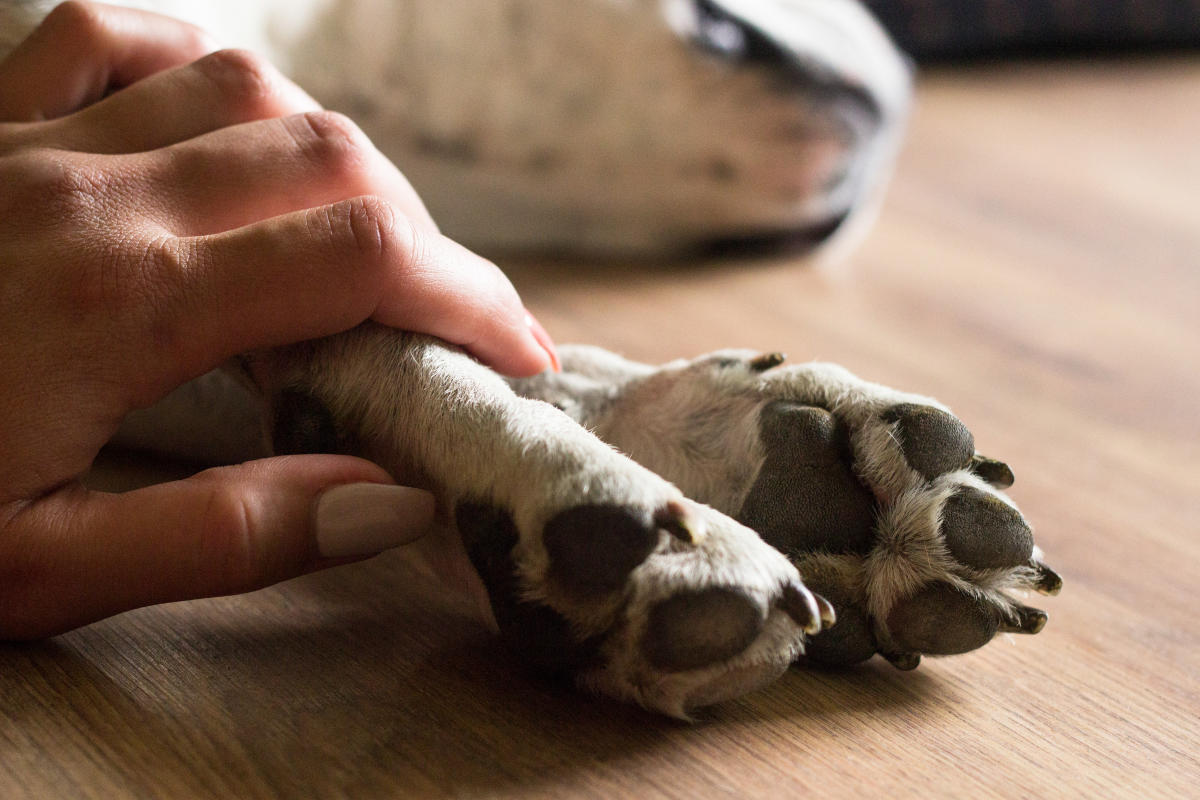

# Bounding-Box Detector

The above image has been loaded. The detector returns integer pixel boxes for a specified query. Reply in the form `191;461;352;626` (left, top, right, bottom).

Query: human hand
0;2;557;638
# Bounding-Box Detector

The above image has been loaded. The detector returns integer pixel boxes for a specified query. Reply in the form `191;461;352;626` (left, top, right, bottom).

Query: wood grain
4;59;1199;799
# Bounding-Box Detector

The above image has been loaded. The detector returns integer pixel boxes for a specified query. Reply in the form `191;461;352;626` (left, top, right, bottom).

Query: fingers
137;110;438;235
0;456;436;640
369;230;559;377
0;1;216;121
41;47;320;154
145;198;551;391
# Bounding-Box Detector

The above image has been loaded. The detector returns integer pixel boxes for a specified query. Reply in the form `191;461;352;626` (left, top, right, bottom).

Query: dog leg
249;325;832;718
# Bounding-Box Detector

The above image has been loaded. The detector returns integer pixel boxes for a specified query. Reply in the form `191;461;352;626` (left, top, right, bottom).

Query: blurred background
863;0;1200;60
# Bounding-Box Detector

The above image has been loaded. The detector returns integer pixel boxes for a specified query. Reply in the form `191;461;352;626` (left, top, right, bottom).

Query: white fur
1;0;910;255
254;327;823;717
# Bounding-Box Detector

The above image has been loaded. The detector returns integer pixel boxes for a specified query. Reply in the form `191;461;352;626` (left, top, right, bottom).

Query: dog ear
270;389;339;455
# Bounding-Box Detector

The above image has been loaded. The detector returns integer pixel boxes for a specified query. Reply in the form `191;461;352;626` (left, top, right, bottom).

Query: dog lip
692;0;784;66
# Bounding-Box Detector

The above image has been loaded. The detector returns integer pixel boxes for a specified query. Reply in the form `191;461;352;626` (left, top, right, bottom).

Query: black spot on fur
881;403;975;480
886;583;999;655
457;502;601;675
271;389;338;455
543;505;659;596
642;588;764;672
738;402;875;556
940;487;1034;569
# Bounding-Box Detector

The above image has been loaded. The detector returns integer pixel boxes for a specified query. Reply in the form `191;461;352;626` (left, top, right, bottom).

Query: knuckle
1;149;107;220
40;1;106;41
133;237;196;372
289;110;371;180
193;48;282;116
327;195;407;268
56;232;192;403
193;473;263;595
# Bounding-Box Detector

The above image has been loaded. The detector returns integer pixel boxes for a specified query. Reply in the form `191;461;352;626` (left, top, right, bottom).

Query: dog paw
262;331;840;717
746;361;1060;669
456;490;833;718
519;348;1061;672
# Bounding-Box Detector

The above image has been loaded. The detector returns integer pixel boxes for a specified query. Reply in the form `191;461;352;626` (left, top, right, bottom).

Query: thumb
0;455;435;639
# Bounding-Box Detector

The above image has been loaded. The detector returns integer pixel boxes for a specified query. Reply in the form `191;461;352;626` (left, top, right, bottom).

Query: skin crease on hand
0;1;555;639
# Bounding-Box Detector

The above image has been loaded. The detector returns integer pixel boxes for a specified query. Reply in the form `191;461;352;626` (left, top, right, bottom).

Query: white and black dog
1;0;1058;717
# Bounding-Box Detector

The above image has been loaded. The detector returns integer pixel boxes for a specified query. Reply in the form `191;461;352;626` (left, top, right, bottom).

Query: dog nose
689;0;883;124
692;0;792;66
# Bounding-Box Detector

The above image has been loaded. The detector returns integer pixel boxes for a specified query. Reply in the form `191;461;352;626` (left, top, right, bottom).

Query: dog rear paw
739;357;1060;668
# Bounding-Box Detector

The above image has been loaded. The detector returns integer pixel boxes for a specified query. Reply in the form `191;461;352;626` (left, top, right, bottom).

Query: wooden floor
4;59;1199;799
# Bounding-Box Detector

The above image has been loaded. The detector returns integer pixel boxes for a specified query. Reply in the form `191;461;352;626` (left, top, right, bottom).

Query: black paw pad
881;404;975;480
940;487;1034;569
457;502;601;675
738;402;875;555
804;603;877;667
642;588;764;672
543;505;658;596
886;583;999;655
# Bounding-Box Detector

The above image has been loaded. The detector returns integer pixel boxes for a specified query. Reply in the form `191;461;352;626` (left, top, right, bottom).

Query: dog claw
1033;561;1063;595
971;454;1015;488
749;352;786;372
883;651;921;671
655;500;706;544
1001;605;1048;635
781;583;822;635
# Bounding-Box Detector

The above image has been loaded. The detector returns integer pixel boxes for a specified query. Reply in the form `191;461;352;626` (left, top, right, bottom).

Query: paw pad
642;588;764;672
885;583;999;655
739;401;875;555
803;602;876;667
881;403;974;480
940;486;1034;570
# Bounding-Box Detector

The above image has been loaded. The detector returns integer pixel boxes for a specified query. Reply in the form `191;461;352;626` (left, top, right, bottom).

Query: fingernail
525;309;561;373
314;483;436;558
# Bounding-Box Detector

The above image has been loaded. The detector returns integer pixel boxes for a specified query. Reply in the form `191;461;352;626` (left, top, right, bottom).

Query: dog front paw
457;490;832;718
263;330;842;717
